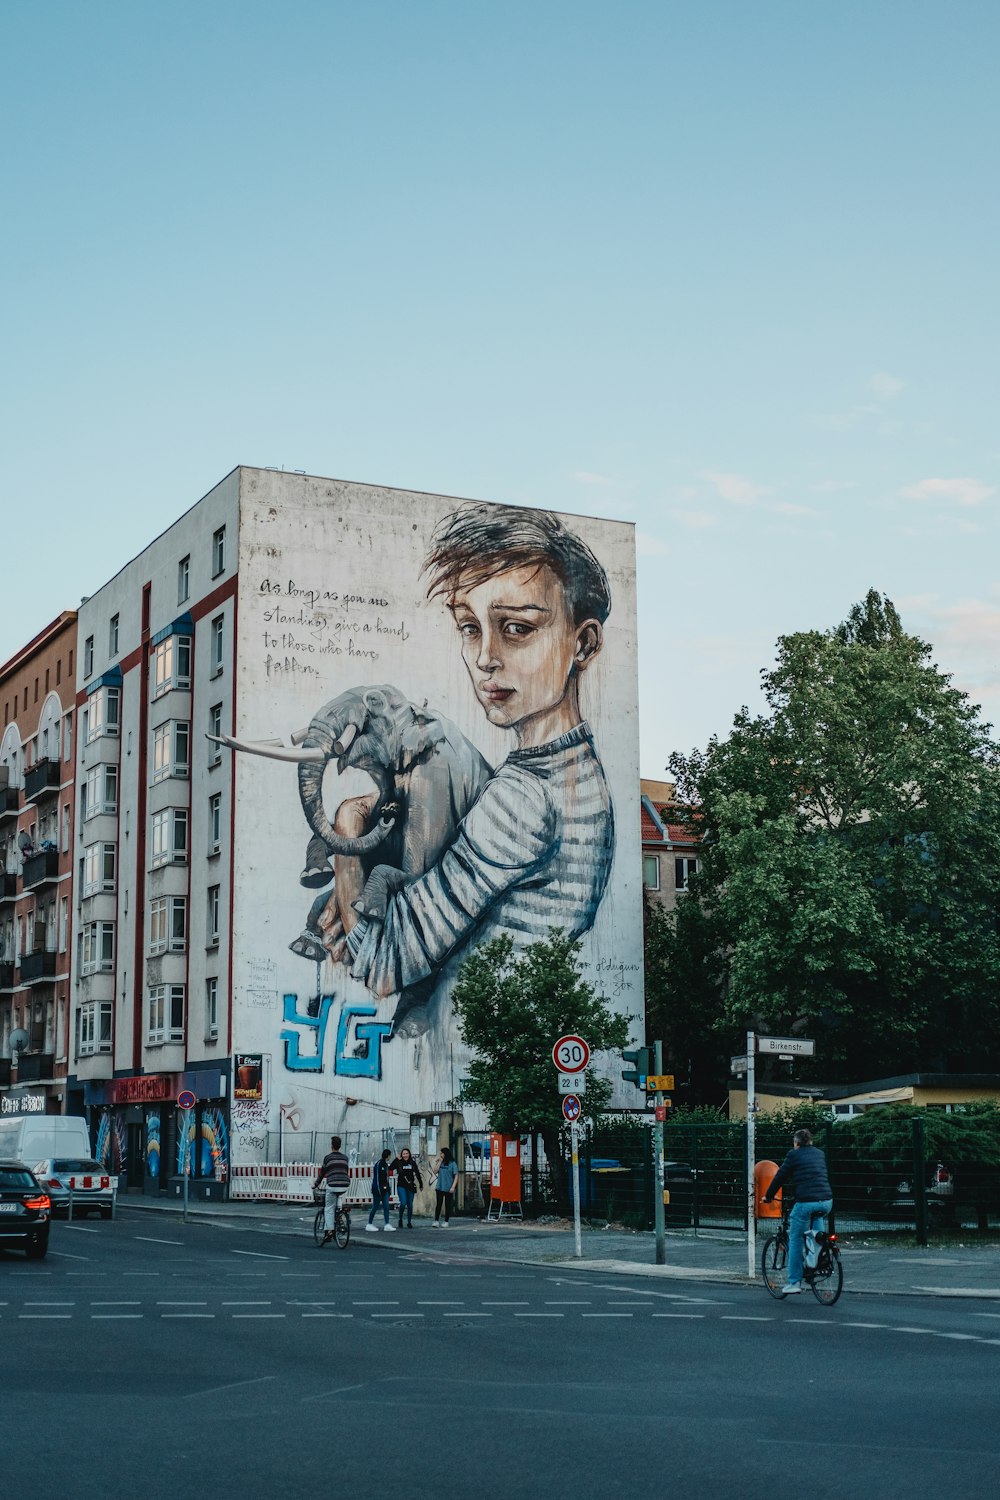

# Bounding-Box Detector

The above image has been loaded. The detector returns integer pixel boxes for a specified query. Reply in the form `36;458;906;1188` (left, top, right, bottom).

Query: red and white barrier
229;1163;397;1207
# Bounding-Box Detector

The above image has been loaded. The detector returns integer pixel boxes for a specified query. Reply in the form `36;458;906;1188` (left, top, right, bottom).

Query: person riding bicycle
763;1127;833;1297
313;1135;350;1245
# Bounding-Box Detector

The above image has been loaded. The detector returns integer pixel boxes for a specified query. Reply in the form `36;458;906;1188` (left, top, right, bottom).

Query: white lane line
845;1322;887;1329
353;1301;399;1307
444;1312;492;1318
973;1313;1000;1320
157;1301;208;1307
133;1236;183;1247
92;1314;144;1320
25;1301;74;1307
19;1314;71;1320
123;1272;161;1278
65;1225;100;1234
48;1251;90;1260
371;1312;424;1318
482;1301;529;1307
516;1313;564;1318
582;1313;632;1319
723;1316;772;1322
183;1376;276;1400
231;1313;286;1319
230;1249;289;1261
418;1301;465;1306
222;1301;272;1307
162;1313;216;1319
91;1302;140;1307
302;1313;354;1319
936;1332;982;1341
652;1313;705;1319
546;1301;591;1306
895;1327;935;1335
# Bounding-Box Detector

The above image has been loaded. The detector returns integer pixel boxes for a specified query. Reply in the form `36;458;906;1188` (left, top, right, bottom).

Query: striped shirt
347;722;614;998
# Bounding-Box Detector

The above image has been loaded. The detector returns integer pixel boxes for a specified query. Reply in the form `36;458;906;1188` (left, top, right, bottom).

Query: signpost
552;1035;588;1259
178;1089;196;1224
757;1037;816;1057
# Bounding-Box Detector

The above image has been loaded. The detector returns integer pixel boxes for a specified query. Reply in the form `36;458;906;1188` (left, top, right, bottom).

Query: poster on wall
228;474;643;1133
233;1054;264;1101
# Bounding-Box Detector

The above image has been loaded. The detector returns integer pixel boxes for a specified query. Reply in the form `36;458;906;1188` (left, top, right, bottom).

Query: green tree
452;929;630;1210
655;590;1000;1088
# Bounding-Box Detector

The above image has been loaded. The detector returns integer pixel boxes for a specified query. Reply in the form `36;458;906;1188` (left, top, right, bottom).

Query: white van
0;1114;91;1166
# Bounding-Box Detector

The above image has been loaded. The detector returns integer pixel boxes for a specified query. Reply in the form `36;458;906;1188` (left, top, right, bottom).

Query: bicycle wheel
761;1234;788;1298
335;1208;351;1250
810;1247;843;1306
314;1207;328;1247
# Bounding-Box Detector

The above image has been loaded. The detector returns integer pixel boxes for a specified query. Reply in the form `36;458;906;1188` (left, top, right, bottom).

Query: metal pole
571;1119;582;1259
653;1039;666;1265
183;1106;191;1224
746;1029;756;1279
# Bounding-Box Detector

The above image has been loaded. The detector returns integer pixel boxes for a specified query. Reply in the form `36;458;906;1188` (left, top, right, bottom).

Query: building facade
0;614;78;1120
67;468;643;1195
640;777;700;911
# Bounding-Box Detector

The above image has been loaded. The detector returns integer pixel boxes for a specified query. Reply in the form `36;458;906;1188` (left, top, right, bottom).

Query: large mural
230;478;641;1138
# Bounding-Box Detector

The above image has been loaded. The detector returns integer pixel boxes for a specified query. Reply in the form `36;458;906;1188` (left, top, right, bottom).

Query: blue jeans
368;1185;390;1226
788;1199;833;1283
398;1186;415;1225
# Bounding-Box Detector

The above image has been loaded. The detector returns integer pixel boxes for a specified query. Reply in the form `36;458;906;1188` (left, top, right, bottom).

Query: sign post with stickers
178;1089;196;1224
552;1034;589;1260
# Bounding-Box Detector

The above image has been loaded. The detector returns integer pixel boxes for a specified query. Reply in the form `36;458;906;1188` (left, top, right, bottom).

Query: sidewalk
113;1192;1000;1299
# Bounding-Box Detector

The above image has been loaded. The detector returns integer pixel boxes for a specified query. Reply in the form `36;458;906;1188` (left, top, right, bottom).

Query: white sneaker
365;1223;380;1233
440;1220;449;1228
780;1282;802;1295
383;1223;396;1232
431;1220;441;1228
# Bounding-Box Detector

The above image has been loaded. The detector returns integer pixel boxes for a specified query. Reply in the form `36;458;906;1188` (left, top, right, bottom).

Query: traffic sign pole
746;1030;756;1279
571;1119;582;1259
653;1039;666;1265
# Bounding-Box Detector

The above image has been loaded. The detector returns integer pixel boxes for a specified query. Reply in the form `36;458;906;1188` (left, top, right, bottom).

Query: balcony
22;849;60;889
15;1052;55;1082
24;759;61;803
0;786;19;823
0;873;16;903
19;949;57;984
0;961;14;989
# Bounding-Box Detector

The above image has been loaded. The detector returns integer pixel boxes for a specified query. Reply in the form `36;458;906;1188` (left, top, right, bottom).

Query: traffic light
621;1046;652;1090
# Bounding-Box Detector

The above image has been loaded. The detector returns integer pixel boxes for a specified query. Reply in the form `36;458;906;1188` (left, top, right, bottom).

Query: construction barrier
229;1163;397;1207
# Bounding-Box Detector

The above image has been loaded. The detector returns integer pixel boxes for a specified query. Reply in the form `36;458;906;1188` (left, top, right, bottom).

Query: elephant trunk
297;755;396;856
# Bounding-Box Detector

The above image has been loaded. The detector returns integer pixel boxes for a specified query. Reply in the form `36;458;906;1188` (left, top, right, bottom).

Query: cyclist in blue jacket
763;1128;833;1296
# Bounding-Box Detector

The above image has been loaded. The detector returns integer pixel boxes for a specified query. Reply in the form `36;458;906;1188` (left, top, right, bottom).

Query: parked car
0;1159;51;1259
33;1158;114;1219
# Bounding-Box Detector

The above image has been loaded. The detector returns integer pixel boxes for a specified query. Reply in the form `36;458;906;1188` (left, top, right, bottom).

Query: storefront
83;1063;230;1200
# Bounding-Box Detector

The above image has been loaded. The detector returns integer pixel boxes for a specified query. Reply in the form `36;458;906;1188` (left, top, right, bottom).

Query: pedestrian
311;1134;350;1245
431;1146;458;1227
390;1147;423;1228
366;1148;396;1232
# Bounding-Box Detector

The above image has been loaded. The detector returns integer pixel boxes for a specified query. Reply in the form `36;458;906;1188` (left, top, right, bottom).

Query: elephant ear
399;706;446;770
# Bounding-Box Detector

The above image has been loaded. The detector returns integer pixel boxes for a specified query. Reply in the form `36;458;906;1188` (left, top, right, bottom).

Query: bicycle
761;1206;843;1306
313;1191;351;1250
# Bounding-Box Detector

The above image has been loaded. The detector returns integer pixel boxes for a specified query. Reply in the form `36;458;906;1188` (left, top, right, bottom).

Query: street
3;1209;999;1499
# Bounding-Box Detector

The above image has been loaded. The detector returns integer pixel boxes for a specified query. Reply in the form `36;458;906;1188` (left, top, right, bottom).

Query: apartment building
641;777;700;912
0;614;77;1116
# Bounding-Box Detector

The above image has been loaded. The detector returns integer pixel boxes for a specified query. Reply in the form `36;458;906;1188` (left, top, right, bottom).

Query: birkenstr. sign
110;1075;176;1105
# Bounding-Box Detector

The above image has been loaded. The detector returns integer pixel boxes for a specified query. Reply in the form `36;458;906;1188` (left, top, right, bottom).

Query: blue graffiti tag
279;993;335;1071
334;1005;392;1080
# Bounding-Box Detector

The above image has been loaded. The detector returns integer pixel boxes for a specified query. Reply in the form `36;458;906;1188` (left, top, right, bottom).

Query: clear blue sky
3;0;997;775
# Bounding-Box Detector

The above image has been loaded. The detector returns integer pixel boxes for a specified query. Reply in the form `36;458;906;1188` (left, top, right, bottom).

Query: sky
2;0;998;777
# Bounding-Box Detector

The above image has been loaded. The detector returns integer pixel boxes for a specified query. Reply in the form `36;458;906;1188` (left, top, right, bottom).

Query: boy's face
449;562;591;734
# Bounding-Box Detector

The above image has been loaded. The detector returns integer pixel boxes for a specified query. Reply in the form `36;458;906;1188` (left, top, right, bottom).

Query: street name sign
756;1037;815;1057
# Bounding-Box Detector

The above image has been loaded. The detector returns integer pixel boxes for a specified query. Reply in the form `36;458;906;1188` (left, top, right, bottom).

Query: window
79;920;115;975
675;857;699;891
86;686;120;742
178;555;190;604
83;636;94;678
109;614;119;657
642;854;660;890
212;526;226;577
83;764;118;820
210;614;224;675
152;719;190;782
82;841;117;895
152;635;191;698
150;807;188;866
208;703;223;764
206;977;219;1040
207;885;220;946
209;792;221;852
79;1000;113;1056
61;803;71;853
149;895;187;955
148;984;185;1044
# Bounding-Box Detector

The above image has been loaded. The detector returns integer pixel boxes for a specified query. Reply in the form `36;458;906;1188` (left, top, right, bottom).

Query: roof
730;1072;1000;1100
640;794;701;848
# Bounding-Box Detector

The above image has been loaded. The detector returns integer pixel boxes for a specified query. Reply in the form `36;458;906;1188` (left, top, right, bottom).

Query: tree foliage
653;590;1000;1088
452;929;630;1207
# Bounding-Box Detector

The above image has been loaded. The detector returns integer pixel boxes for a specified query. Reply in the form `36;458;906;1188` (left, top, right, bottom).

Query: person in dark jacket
390;1148;424;1228
366;1149;396;1232
763;1128;833;1296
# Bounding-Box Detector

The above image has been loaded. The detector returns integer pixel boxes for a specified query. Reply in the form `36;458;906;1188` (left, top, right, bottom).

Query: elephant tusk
333;721;359;756
206;733;326;764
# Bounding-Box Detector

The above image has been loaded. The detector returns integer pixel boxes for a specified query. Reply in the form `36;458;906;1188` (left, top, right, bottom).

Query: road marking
231;1313;286;1319
936;1332;981;1341
545;1300;591;1305
65;1225;100;1234
91;1314;144;1319
162;1313;216;1319
353;1301;399;1306
302;1313;354;1319
91;1301;140;1307
973;1313;1000;1320
157;1301;208;1307
444;1312;492;1317
25;1301;74;1306
48;1251;90;1260
222;1301;272;1306
844;1322;887;1329
482;1301;529;1306
133;1236;183;1247
230;1249;289;1261
652;1313;704;1319
418;1301;465;1305
895;1327;935;1335
183;1376;275;1400
371;1312;424;1318
583;1312;631;1318
19;1313;71;1319
516;1312;564;1318
723;1316;771;1322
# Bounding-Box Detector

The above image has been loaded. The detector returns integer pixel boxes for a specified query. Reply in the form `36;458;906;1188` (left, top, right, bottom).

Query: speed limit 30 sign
552;1034;590;1073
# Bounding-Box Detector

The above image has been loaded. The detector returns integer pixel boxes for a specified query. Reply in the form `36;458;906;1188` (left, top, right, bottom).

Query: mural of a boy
330;502;615;1031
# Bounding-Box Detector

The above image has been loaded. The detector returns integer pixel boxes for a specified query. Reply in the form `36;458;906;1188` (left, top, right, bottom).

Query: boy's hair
424;503;611;626
330;1135;342;1150
793;1128;813;1147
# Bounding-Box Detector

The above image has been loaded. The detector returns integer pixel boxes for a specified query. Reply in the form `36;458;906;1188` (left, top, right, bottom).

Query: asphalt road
3;1209;999;1499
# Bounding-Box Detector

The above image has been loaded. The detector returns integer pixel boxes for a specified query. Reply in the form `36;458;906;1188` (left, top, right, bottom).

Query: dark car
0;1159;51;1259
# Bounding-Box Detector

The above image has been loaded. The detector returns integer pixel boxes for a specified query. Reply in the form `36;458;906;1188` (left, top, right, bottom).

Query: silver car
33;1157;115;1219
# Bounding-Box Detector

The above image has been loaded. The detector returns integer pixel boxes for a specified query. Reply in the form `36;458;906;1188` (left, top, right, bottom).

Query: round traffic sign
562;1093;581;1122
177;1090;196;1110
552;1034;590;1072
